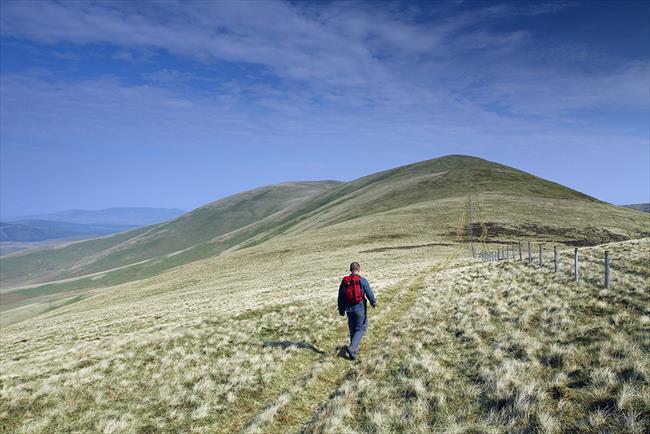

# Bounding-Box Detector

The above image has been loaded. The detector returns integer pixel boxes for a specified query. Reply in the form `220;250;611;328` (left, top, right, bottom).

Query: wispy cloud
1;0;646;126
0;0;648;210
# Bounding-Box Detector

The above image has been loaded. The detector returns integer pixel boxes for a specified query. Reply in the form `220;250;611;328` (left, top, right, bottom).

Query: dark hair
349;261;360;272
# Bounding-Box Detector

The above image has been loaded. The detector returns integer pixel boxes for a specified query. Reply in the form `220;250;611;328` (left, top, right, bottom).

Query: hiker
338;261;376;360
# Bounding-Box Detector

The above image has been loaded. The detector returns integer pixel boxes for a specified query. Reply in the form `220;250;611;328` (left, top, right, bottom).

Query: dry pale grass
303;238;650;433
0;215;454;433
0;233;648;432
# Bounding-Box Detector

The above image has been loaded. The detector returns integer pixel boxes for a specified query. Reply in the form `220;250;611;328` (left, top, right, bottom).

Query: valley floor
1;238;648;433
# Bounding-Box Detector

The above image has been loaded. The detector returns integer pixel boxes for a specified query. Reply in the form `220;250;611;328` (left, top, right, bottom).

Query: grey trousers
347;307;368;356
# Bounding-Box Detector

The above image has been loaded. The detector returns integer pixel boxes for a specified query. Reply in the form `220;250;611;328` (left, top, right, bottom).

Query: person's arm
337;280;345;315
362;278;377;307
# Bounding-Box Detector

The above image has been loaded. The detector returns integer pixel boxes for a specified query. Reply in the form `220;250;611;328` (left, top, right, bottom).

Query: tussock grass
0;228;450;432
302;239;650;433
0;233;647;432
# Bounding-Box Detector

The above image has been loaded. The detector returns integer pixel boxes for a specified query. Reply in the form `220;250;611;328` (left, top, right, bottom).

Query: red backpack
342;274;364;305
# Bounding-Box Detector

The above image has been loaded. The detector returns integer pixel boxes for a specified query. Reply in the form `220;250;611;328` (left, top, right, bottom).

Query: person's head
349;261;361;275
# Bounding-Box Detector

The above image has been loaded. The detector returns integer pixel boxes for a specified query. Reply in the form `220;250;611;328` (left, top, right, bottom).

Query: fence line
462;193;612;289
477;241;612;288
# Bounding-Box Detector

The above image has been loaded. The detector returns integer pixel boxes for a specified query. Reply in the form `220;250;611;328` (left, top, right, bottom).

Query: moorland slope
0;181;340;289
2;156;648;324
1;155;649;432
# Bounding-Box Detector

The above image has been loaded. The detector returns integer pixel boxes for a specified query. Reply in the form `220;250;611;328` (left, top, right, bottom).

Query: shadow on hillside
262;340;326;354
456;222;641;247
360;242;453;253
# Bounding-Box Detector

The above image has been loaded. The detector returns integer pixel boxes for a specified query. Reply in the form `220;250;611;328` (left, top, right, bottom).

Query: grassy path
254;275;426;433
209;271;416;433
244;259;466;433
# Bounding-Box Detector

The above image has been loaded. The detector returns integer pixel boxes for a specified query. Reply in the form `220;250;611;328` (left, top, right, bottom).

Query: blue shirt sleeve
361;277;376;306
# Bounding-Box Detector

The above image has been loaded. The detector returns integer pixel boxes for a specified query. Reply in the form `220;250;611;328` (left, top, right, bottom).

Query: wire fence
476;241;614;288
450;192;637;290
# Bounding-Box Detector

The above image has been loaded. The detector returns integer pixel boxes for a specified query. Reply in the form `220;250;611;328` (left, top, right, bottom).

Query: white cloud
0;0;592;110
0;1;647;167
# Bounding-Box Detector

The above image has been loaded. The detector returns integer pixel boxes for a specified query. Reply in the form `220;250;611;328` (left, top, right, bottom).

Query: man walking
338;262;376;360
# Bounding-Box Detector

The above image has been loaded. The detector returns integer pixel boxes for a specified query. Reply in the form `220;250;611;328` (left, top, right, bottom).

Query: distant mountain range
11;207;186;226
0;207;185;243
621;203;650;213
0;220;137;243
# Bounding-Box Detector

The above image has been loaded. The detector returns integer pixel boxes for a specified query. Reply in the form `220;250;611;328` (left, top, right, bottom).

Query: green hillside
0;181;339;289
239;154;600;238
0;225;152;287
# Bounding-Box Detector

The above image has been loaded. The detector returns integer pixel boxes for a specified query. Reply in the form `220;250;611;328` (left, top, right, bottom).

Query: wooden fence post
528;241;532;262
574;248;579;282
539;244;543;267
605;250;610;288
553;245;557;272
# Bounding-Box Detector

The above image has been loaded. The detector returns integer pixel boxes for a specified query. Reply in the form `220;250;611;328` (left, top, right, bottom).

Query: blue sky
1;0;648;218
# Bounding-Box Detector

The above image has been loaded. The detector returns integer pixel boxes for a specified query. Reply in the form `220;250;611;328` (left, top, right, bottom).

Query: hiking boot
346;347;356;360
